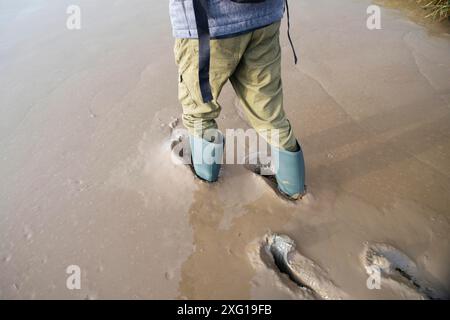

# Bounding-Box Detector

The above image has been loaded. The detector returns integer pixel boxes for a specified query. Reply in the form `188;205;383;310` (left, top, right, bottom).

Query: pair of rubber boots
189;134;306;200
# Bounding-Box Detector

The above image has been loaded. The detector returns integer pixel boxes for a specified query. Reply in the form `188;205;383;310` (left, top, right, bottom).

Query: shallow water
1;0;449;299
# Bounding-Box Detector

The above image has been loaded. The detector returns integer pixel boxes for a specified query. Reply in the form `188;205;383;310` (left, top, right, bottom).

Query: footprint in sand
169;124;191;165
361;243;446;300
248;233;347;300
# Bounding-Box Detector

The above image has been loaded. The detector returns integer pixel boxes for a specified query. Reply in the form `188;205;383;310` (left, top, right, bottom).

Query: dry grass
417;0;450;21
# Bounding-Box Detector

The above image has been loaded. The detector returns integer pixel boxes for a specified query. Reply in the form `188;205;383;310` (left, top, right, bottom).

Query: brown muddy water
1;0;450;299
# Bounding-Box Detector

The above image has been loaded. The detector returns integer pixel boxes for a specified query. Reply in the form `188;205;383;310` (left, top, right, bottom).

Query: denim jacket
169;0;285;38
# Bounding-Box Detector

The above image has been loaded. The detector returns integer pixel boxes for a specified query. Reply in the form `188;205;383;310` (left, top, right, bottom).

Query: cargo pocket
178;72;198;113
175;38;201;112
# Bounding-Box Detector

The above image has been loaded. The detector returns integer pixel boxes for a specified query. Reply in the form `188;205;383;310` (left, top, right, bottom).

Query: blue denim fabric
169;0;285;38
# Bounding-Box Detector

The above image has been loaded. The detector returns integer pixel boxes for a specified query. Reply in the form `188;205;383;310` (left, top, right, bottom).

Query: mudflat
0;0;449;299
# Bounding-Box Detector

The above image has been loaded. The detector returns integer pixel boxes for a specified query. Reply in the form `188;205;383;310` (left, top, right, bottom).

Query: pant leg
174;35;248;138
229;22;298;151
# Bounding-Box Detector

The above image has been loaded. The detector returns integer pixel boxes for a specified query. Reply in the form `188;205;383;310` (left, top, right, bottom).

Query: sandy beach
1;0;449;299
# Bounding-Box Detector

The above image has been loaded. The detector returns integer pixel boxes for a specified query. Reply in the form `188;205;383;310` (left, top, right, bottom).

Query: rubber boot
189;134;224;182
272;142;306;200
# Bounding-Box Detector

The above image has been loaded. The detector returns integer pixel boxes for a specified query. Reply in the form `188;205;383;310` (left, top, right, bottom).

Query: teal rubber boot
272;143;306;200
189;134;224;182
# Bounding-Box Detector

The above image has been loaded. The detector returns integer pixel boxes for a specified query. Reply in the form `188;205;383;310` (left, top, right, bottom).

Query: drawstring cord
285;0;298;65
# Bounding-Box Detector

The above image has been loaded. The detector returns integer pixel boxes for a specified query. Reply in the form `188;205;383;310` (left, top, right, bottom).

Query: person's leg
229;22;306;199
174;36;247;138
229;22;298;152
173;35;250;181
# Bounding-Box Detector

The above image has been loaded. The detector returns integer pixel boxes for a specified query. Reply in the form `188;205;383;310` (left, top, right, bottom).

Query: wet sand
1;0;449;299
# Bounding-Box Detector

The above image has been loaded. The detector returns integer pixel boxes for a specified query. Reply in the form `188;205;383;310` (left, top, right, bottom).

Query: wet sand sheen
1;0;449;299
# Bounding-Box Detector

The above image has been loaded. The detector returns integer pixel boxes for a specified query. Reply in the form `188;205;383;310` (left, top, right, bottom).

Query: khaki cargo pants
174;21;298;151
